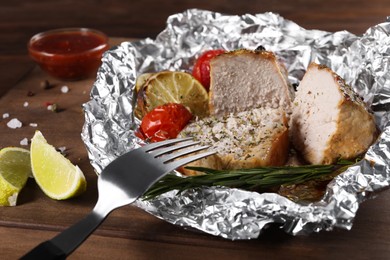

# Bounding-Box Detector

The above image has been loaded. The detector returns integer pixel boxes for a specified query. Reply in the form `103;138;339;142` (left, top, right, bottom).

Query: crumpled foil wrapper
81;9;390;239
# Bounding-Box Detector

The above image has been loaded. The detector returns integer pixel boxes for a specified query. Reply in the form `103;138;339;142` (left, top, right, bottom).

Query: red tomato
137;103;193;142
192;49;225;91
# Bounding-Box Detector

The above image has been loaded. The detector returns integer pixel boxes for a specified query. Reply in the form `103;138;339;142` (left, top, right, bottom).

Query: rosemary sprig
143;160;357;200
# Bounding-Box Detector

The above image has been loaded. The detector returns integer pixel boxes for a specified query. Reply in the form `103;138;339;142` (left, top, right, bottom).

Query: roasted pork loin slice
292;63;377;165
179;107;289;175
208;49;293;117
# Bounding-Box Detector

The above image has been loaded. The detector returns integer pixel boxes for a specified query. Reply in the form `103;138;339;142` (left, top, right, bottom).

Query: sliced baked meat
179;107;289;175
209;49;293;116
292;63;377;165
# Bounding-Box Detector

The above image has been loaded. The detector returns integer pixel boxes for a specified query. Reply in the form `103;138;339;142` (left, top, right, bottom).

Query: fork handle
20;241;66;260
21;211;105;259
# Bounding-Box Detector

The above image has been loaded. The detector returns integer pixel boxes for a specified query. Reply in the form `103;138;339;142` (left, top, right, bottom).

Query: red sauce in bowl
28;28;109;80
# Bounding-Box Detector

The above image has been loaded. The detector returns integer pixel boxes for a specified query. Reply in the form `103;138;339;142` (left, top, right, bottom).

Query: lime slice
30;130;86;200
136;71;209;118
0;147;31;206
135;72;154;92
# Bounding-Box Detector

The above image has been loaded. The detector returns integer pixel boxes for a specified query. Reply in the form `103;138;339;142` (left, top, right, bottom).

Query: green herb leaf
143;159;358;200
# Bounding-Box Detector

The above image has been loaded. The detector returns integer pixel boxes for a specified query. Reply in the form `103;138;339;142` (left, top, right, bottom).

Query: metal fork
22;137;214;259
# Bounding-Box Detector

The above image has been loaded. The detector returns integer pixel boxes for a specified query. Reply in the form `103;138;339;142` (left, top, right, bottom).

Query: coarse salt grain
23;101;29;107
61;86;69;93
57;146;67;155
20;138;29;146
7;118;22;129
2;113;9;119
57;146;66;152
29;123;38;127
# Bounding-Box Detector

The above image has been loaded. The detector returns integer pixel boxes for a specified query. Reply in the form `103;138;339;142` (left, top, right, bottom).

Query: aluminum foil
81;9;390;239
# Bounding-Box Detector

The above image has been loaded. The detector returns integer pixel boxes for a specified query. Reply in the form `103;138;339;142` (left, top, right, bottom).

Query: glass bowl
28;28;109;81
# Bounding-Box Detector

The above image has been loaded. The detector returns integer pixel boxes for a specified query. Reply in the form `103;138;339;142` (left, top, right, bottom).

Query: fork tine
151;140;201;157
140;137;193;152
165;151;217;171
161;145;211;163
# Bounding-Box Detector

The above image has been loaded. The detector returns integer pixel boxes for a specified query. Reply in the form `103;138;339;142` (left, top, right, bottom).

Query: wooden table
2;1;390;259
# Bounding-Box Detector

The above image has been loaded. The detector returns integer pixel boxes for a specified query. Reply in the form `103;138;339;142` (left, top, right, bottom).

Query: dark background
2;0;389;56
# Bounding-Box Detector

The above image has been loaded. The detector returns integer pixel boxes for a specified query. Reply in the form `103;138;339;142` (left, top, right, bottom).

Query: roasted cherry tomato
192;49;225;91
137;103;193;142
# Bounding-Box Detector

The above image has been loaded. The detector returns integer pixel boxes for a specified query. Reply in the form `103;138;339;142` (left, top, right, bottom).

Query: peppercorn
40;80;53;89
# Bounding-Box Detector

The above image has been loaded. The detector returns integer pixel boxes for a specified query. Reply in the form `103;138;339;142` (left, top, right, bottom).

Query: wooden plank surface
2;1;390;259
1;38;390;260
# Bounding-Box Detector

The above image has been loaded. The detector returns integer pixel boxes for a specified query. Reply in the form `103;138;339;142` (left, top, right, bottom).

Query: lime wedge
136;71;209;118
0;147;31;206
30;130;86;200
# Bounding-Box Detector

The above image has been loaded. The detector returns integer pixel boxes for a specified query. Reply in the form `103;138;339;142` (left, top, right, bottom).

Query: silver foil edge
81;9;390;239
